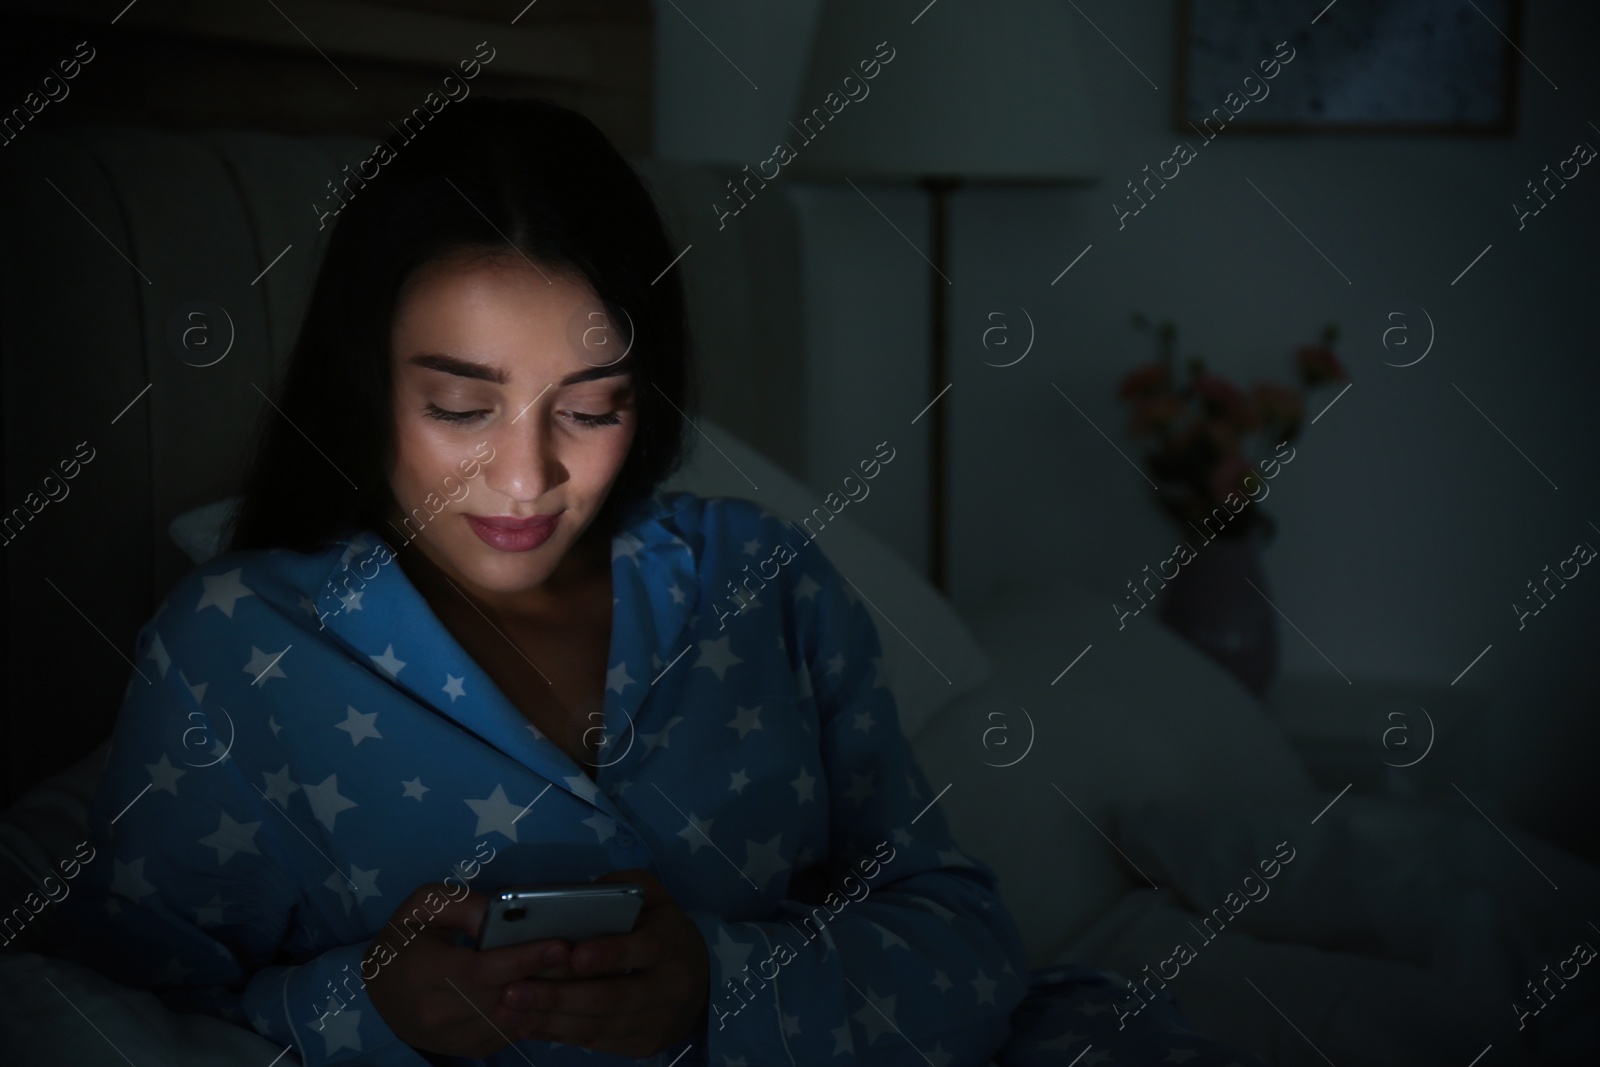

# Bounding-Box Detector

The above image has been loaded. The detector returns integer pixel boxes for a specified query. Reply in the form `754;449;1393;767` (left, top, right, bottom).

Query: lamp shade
785;0;1103;183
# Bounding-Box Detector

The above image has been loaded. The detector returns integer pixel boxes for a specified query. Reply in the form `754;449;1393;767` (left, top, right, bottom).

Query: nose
482;403;566;506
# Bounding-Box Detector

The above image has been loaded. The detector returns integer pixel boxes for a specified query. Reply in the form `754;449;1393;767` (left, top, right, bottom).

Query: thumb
593;868;664;906
400;883;488;940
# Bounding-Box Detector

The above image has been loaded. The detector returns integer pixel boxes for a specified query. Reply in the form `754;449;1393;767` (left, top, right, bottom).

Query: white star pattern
641;715;684;753
677;812;715;853
913;896;957;923
147;754;185;795
740;833;790;892
694;635;744;681
843;771;875;805
1034;1029;1088;1052
831;1023;854;1056
334;705;382;745
369;643;405;678
197;811;262;865
302;773;358;832
582;811;617;842
710;927;753;979
325;871;354;914
851;987;898;1045
179;669;208;706
111;857;156;902
347;864;382;907
871;921;909;950
725;703;763;740
196;569;255;618
318;1008;363;1054
261;764;299;806
607;661;636;694
464;784;531;843
243;645;289;686
74;493;1081;1062
563;772;602;804
790;766;817;804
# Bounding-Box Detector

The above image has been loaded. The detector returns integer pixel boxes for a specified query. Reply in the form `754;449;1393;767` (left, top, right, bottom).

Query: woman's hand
362;882;575;1059
497;868;711;1058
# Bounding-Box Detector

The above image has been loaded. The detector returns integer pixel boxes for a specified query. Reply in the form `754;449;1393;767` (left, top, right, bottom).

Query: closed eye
424;402;622;428
567;411;623;427
423;403;487;425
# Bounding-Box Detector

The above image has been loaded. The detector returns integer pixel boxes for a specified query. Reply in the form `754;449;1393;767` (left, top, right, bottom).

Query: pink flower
1192;375;1259;431
1127;393;1186;437
1250;381;1304;426
1295;345;1347;387
1118;362;1171;401
1209;454;1253;503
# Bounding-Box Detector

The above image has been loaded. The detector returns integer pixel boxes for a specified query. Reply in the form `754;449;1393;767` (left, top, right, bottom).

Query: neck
393;515;611;627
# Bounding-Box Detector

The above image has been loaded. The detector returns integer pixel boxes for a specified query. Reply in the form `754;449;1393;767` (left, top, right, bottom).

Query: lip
467;513;560;552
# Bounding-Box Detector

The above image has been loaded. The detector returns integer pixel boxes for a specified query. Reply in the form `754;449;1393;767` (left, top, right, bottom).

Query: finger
431;982;526;1055
517;1000;680;1056
468;937;574;988
565;925;664;977
400;884;487;940
591;867;660;897
511;972;660;1020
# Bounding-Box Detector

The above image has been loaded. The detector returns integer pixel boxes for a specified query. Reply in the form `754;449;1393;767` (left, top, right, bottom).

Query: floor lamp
786;0;1101;593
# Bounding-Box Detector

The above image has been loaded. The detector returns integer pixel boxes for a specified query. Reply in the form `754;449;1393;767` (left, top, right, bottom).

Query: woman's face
386;251;636;616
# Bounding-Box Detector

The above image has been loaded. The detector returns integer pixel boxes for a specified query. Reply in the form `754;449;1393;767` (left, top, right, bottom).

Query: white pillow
1055;888;1541;1067
166;418;993;741
1114;794;1600;1015
909;580;1318;965
660;420;992;738
0;950;291;1067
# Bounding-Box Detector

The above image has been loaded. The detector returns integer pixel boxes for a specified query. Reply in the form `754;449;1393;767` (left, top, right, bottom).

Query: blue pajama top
57;490;1032;1066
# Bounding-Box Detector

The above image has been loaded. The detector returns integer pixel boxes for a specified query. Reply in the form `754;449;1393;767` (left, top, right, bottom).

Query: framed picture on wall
1176;0;1522;133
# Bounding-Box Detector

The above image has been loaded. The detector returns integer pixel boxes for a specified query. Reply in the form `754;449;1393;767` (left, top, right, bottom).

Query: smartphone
476;882;645;950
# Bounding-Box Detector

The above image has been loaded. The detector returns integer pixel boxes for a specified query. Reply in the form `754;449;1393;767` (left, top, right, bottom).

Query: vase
1157;531;1279;697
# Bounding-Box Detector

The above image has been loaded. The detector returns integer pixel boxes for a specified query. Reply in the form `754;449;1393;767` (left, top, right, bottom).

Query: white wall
654;1;1600;850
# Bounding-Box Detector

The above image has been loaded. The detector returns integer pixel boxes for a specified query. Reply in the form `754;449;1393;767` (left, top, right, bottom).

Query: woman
57;98;1264;1067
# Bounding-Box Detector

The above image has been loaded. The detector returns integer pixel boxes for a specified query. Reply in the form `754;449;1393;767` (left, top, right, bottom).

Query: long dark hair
228;96;696;555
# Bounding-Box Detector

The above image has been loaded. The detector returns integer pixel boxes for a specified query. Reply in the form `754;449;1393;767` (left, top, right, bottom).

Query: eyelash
422;403;621;428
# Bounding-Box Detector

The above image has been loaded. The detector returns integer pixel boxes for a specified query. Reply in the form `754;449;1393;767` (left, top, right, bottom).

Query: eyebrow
407;352;633;387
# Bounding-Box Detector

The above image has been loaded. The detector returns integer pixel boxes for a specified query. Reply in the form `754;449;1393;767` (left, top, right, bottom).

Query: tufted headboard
0;125;805;805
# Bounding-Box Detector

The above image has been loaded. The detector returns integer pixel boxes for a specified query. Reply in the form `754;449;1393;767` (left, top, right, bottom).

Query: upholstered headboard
0;126;804;804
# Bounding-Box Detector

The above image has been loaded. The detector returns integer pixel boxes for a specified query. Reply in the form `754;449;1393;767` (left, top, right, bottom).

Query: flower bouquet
1118;313;1348;544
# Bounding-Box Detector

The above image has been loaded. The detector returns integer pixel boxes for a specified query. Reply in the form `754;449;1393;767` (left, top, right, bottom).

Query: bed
3;124;1597;1066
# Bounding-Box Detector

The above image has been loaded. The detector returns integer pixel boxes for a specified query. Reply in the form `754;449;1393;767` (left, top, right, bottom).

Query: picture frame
1176;0;1521;134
